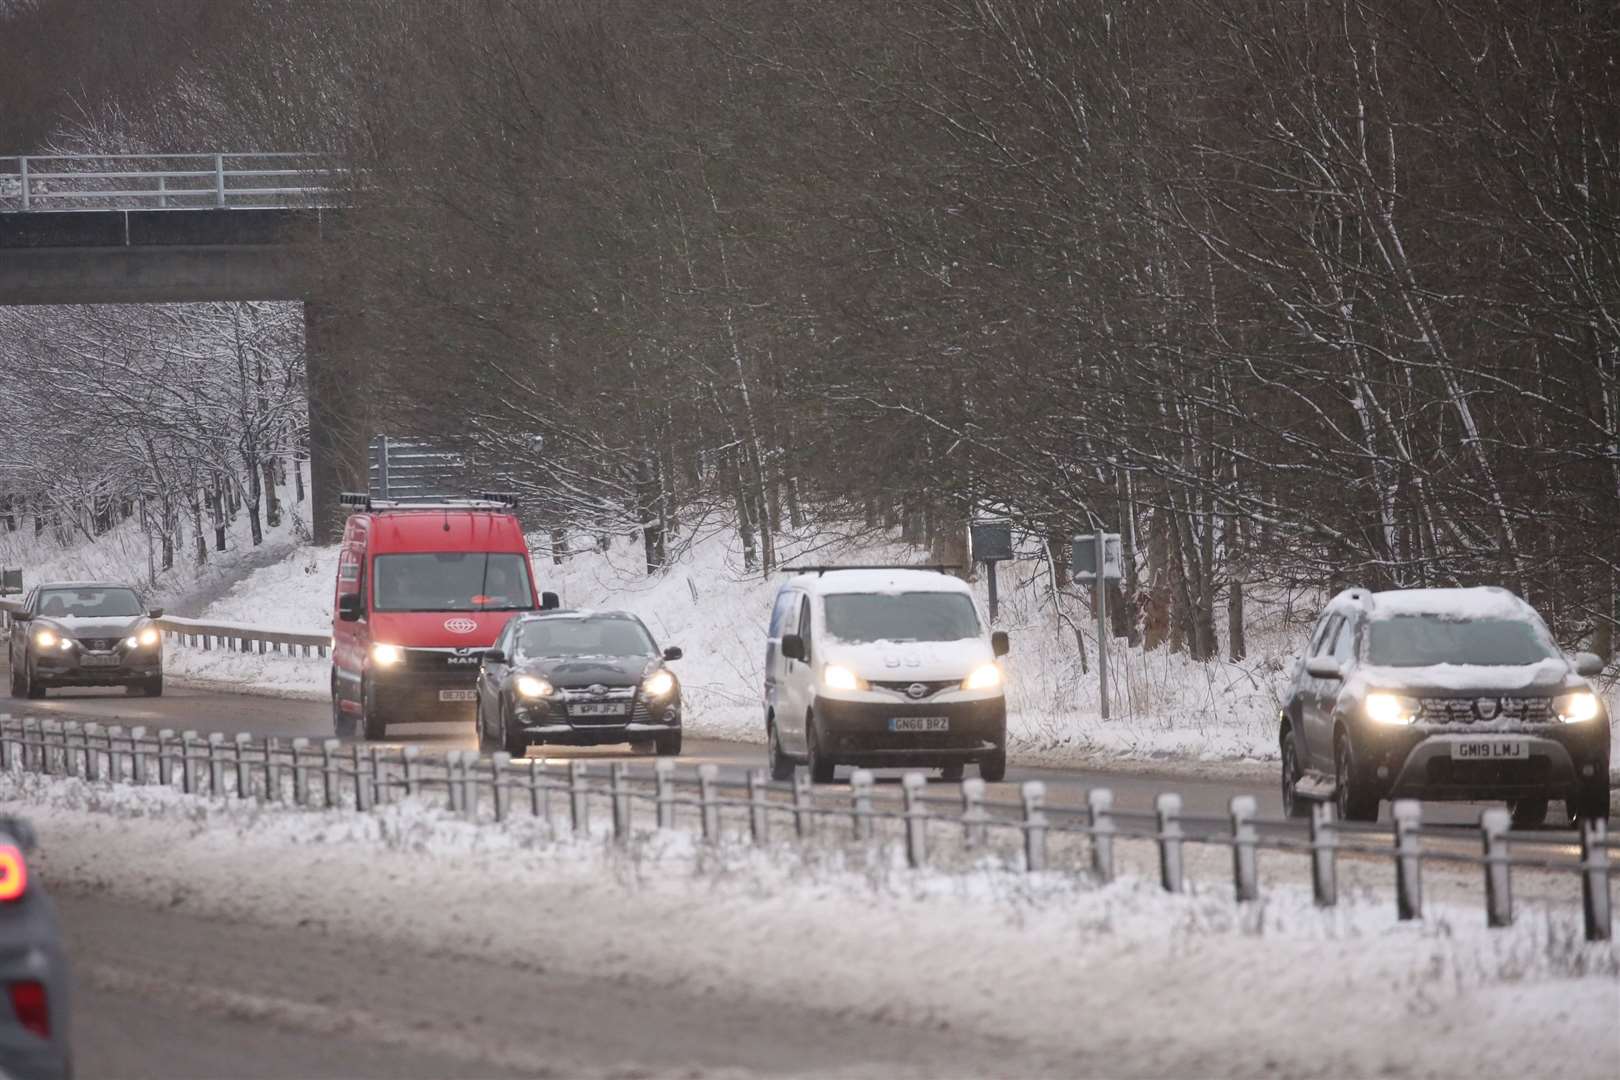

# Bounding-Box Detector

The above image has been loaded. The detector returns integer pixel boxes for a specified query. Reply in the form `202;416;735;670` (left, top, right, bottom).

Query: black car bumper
513;696;681;746
33;650;159;687
1359;722;1610;802
813;694;1006;768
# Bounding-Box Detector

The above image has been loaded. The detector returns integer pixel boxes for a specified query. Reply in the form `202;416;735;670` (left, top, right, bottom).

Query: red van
330;492;558;739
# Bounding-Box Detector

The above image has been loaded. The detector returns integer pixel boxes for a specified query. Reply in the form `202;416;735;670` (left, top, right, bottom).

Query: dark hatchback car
8;581;165;699
1279;587;1610;827
475;610;683;758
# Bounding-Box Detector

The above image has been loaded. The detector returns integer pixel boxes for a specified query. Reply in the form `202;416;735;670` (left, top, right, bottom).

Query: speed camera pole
1095;527;1108;720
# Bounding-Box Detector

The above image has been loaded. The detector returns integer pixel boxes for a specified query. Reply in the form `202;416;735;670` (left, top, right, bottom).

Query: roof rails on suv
339;491;519;511
780;564;963;576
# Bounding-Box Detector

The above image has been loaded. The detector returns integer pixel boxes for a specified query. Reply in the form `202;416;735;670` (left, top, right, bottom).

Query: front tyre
9;662;25;699
501;705;528;760
1568;789;1611;828
1280;727;1310;819
361;678;387;741
1334;730;1379;823
333;674;357;737
807;717;835;784
766;720;795;781
978;744;1006;783
655;731;681;757
141;673;163;698
1508;798;1548;828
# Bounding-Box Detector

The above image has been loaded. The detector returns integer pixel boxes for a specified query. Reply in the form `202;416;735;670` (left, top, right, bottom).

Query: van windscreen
823;592;980;644
372;553;534;612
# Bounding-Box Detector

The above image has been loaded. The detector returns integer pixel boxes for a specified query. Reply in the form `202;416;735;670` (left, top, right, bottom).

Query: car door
1301;615;1347;771
478;620;515;734
763;587;797;727
780;594;815;755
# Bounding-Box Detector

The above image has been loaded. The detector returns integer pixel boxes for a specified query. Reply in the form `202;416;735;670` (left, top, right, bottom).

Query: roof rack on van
780;564;962;576
338;491;519;511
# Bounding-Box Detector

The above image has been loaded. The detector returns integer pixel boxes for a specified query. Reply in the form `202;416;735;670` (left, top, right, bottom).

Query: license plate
439;689;477;702
1451;739;1528;760
80;654;120;668
571;702;628;717
889;717;949;733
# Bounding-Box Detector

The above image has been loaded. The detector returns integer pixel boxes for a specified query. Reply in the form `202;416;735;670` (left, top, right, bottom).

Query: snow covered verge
166;527;1620;772
11;770;1618;1078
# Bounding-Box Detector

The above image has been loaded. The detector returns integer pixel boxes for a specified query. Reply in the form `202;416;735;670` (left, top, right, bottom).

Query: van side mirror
663;646;683;661
148;608;165;620
1573;651;1604;678
484;648;507;665
1305;656;1343;680
541;591;560;610
991;631;1010;658
9;610;30;623
780;633;806;663
337;593;363;622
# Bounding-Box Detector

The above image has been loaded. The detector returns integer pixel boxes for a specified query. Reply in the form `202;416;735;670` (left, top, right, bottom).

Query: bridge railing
0;152;348;211
0;598;328;658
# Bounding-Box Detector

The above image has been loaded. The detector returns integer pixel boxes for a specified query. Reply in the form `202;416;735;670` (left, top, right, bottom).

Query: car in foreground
7;581;164;699
762;565;1010;784
1279;586;1610;826
475;610;683;757
0;817;72;1080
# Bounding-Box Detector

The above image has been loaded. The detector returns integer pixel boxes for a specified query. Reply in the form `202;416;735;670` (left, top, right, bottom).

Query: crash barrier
0;599;328;659
0;713;1612;941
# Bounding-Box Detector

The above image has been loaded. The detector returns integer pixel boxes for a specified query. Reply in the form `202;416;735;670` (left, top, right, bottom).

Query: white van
763;566;1010;783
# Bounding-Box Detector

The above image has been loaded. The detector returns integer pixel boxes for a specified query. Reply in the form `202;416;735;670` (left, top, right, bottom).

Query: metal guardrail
0;714;1611;941
0;599;328;658
0;153;347;211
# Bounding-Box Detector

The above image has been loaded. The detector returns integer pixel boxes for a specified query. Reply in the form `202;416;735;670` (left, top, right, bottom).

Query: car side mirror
780;633;806;663
9;611;30;623
663;646;683;662
148;607;164;620
541;591;560;610
991;631;1010;658
484;648;507;665
1573;651;1604;678
337;593;363;622
1305;656;1343;680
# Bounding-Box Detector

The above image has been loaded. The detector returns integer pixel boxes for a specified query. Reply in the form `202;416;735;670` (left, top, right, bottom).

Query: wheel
1568;790;1611;829
978;745;1006;783
767;720;795;781
807;717;835;784
939;763;965;782
9;662;24;699
655;731;681;756
360;679;387;741
474;694;493;752
1508;798;1548;829
1280;727;1310;819
141;673;163;698
23;664;43;700
630;739;657;756
334;674;357;737
501;705;527;759
1334;730;1378;823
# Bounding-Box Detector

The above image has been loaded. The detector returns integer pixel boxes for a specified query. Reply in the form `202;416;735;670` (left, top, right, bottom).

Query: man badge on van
444;617;478;634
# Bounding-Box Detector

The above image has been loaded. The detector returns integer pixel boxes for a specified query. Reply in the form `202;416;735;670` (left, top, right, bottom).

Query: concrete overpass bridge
0;153;365;541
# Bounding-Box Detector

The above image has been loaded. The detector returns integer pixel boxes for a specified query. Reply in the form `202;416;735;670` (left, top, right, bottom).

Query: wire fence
0;713;1612;941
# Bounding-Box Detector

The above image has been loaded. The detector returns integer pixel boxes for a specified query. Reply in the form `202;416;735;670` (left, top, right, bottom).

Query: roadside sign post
1072;530;1123;719
0;569;20;595
969;520;1013;623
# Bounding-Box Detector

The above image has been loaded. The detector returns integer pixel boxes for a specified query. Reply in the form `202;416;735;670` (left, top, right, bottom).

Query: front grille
871;680;960;699
1417;697;1554;725
403;647;485;674
78;638;120;652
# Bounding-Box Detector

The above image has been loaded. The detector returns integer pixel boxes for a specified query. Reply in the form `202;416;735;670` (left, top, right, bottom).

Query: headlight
516;675;554;699
962;663;1003;691
370;643;404;666
823;664;867;691
1365;692;1418;726
642;669;675;697
32;630;56;649
1555;691;1601;724
128;627;161;648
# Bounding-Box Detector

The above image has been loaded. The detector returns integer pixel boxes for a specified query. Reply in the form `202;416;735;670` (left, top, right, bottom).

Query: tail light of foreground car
0;844;26;902
8;981;48;1039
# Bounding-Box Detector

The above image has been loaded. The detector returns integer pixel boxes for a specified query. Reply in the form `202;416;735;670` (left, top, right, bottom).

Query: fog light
1582;764;1595;777
1376;766;1390;780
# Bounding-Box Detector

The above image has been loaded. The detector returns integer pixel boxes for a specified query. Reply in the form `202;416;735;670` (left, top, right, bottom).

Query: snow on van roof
788;568;971;595
1327;586;1535;622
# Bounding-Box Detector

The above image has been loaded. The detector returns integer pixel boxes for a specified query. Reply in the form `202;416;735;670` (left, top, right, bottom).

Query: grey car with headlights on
1279;587;1610;827
8;581;165;698
475;610;683;757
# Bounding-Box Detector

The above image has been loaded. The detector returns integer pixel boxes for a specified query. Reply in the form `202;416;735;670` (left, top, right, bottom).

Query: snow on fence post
791;772;812;839
1481;807;1513;928
961;777;988;848
0;718;13;774
1155;793;1184;893
290;737;309;805
1393;799;1423;921
1230;795;1259;902
264;737;281;802
569;760;589;834
234;734;253;799
1088;788;1115;883
368;746;383;807
698;763;720;844
655;759;675;829
902;772;928;869
351;744;369;811
207;733;226;794
1580;817;1611;942
321;739;340;809
401;745;418;799
130;727;147;784
1309;801;1337;907
460;752;479;819
609;762;627;839
83;723;101;782
492;753;511;823
851;769;876;840
748;769;769;846
61;722;79;778
527;758;544;818
180;731;199;794
1021;780;1047;873
106;726;123;783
